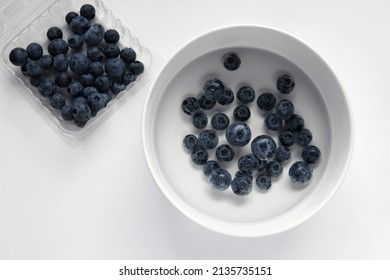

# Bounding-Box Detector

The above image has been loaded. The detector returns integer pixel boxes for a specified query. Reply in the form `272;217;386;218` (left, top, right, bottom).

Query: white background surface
0;0;389;259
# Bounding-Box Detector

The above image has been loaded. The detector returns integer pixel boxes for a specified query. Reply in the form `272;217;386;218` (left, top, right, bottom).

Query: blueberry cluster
182;54;321;196
8;4;144;128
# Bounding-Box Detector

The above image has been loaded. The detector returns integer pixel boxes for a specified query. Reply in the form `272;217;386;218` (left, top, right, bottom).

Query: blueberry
235;171;253;180
111;82;126;95
74;119;88;128
256;174;272;190
211;112;230;130
30;75;45;87
238;154;259;175
198;95;216;110
67;34;83;49
46;27;63;41
104;29;120;44
67;81;84;98
129;61;144;76
223;52;241;71
231;175;252;196
285;114;305;132
225;122;251;147
9;47;28;66
209;168;231;191
80;4;96;20
192;112;208;129
105;58;126;81
237;86;255;104
84;24;105;46
48;39;69;56
54;72;72;88
202;79;225;101
122;72;136;86
21;63;29;76
39;55;53;70
88;61;104;77
26;43;43;60
276;99;294;120
120;47;136;63
183;134;198;151
61;104;74;120
69;52;91;75
88;92;107;117
257;159;267;171
103;43;120;58
81;73;95;87
191;147;208;165
251;135;277;160
277;74;295;94
216;144;235;162
181;97;199;115
198;129;218;150
100;93;112;107
233;105;251;122
278;130;295;147
217;87;234;105
275;146;291;163
74;96;87;104
70;16;91;35
265;113;282;131
83;86;98;101
50;92;66;109
266;161;283;177
257;92;276;112
301;145;321;164
26;60;42;76
72;100;91;122
53;54;68;72
95;75;111;92
87;46;105;62
65;11;78;25
295;128;313;147
289;161;312;185
203;160;220;177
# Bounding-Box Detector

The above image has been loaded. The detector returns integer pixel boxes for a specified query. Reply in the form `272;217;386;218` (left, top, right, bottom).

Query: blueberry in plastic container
225;122;251;147
103;43;120;58
111;82;126;95
30;75;45;87
9;47;28;66
289;161;312;185
277;74;295;94
216;144;235;162
69;52;90;75
122;72;136;86
81;73;95;87
233;104;251;122
61;104;74;120
95;75;111;92
70;16;91;35
183;134;198;151
26;60;42;77
209;168;232;191
202;79;225;101
191;147;208;165
67;80;84;98
88;92;107;117
181;97;199;115
88;61;104;77
46;27;63;41
223;52;241;71
120;47;136;63
65;11;78;25
198;95;216;110
301;145;321;164
129;61;144;76
275;146;291;163
104;29;120;44
72;99;91;122
82;86;98;101
26;43;43;60
256;174;272;190
266;160;283;177
55;72;72;88
39;55;53;70
203;160;220;177
84;24;105;46
74;119;88;128
80;4;96;20
251;135;277;160
276;99;294;120
257;159;267;171
198;129;218;150
21;63;29;76
285;114;305;132
105;58;126;81
237;86;255;104
192;112;208;129
295;128;313;147
48;39;69;56
50;92;66;109
38;78;57;97
53;54;68;72
265;113;282;131
238;154;259;175
217;87;234;105
211;112;230;130
87;46;105;62
67;34;83;49
231;175;252;196
278;130;295;147
257;92;276;112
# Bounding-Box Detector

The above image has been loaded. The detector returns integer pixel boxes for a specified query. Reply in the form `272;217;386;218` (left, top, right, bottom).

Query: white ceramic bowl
142;25;354;237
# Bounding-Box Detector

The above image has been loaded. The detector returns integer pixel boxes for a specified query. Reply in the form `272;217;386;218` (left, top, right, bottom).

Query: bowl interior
143;26;353;236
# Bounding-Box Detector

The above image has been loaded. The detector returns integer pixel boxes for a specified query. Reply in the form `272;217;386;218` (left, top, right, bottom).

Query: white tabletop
1;0;389;259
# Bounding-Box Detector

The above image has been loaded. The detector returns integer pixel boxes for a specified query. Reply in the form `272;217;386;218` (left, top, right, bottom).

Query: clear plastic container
0;0;158;146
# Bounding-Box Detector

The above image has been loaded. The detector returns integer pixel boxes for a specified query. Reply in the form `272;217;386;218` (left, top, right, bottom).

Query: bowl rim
141;24;355;237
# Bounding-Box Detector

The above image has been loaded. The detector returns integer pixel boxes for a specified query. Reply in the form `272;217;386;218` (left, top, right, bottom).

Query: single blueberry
9;47;28;66
192;112;208;129
104;29;120;44
80;4;96;20
84;24;105;46
67;34;84;49
285;114;305;132
67;81;84;98
235;171;253;181
39;55;53;70
301;145;321;164
70;16;91;35
122;72;136;86
47;27;63;41
198;95;216;110
30;75;45;87
257;92;276;112
233;105;251;122
251;135;277;160
209;168;231;191
266;161;283;177
198;129;218;150
231;175;252;196
276;99;294;120
21;63;29;76
82;86;98;101
95;75;111;92
74;96;87;104
61;104;74;120
88;92;107;117
203;160;220;177
48;39;69;56
289;161;312;185
275;146;291;163
87;46;105;62
81;73;95;87
295;128;313;147
183;134;198;151
53;54;68;72
103;43;120;58
69;52;91;75
50;92;66;109
202;79;225;101
181;97;199;115
74;119;88;128
129;61;144;76
216;144;235;162
26;43;43;60
54;72;72;88
105;58;126;81
88;61;104;77
100;93;112;107
217;87;234;105
278;130;295;147
65;11;78;25
191;147;208;165
237;86;255;104
265;113;282;131
72;100;91;122
238;154;259;175
223;52;241;71
111;82;126;95
26;60;42;76
225;122;252;147
256;174;272;190
257;159;267;171
277;73;295;94
120;47;136;63
211;112;230;130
